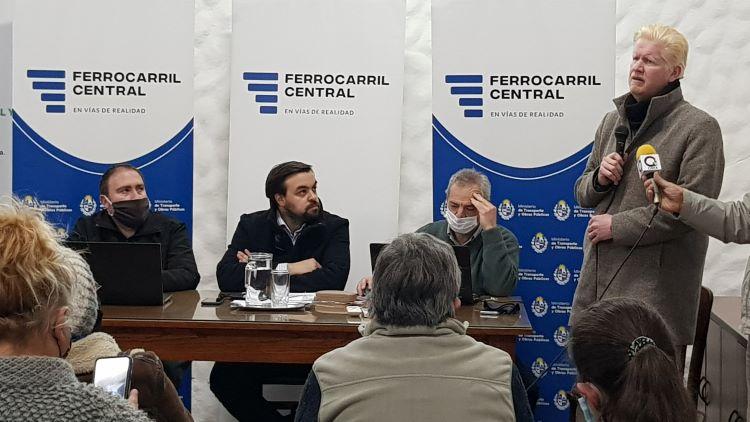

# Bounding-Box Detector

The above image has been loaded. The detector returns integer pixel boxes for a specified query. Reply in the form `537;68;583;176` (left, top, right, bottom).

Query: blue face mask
577;396;596;422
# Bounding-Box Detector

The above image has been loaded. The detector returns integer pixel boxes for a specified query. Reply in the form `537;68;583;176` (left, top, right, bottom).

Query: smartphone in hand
93;356;133;399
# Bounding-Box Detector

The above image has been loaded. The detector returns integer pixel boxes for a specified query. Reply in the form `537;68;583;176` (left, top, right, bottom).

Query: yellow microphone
635;144;656;158
636;144;661;205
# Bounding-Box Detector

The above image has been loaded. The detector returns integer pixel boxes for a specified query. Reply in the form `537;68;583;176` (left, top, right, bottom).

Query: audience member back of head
0;198;151;422
569;297;694;422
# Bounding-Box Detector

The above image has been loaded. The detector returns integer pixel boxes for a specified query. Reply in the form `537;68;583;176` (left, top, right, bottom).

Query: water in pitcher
244;252;273;302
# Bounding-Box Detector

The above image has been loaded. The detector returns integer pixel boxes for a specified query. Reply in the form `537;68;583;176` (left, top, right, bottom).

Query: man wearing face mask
418;168;519;297
69;163;200;292
358;168;519;298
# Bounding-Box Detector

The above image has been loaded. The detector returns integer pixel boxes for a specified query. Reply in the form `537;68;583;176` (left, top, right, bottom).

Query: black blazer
216;208;350;292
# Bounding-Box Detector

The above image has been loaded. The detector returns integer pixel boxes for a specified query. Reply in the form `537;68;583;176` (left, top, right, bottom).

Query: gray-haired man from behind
295;233;532;422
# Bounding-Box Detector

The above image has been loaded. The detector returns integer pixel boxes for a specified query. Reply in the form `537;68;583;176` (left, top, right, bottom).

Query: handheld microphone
636;144;662;205
614;125;628;158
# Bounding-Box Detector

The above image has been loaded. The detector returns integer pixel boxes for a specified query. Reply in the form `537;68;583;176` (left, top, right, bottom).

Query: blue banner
433;115;593;419
431;1;614;419
12;112;194;235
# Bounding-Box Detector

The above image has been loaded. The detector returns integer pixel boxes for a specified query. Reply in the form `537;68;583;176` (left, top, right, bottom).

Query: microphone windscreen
636;144;656;159
614;126;629;139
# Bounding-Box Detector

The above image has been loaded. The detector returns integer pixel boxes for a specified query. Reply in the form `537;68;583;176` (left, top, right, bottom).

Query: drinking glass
270;269;290;307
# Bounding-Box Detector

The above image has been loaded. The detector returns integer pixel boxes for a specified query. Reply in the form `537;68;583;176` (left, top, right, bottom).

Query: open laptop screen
369;242;473;305
65;241;166;306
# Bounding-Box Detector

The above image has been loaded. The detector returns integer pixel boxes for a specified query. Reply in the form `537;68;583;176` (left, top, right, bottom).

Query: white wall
191;0;750;419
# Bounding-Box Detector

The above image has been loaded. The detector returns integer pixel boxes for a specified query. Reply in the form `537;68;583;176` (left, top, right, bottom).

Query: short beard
302;204;321;224
282;201;321;227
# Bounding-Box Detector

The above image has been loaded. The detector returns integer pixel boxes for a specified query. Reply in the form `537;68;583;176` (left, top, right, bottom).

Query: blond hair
634;24;689;72
0;198;73;342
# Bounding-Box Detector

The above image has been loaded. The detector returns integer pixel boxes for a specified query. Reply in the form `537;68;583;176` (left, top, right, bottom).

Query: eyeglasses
483;299;520;315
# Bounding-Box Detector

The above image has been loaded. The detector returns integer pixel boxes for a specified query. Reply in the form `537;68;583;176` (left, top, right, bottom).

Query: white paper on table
230;292;316;308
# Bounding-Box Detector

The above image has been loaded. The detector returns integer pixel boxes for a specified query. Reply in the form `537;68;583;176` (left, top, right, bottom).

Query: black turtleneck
624;80;680;134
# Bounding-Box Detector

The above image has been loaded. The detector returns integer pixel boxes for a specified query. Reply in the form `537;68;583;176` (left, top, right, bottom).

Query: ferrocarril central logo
444;74;483;118
25;68;183;115
244;72;279;115
27;69;66;113
243;70;390;117
444;73;602;119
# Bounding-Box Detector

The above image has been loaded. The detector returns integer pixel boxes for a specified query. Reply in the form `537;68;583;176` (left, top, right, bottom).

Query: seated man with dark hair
69;163;200;292
216;160;350;293
68;163;200;388
212;161;350;422
296;232;532;422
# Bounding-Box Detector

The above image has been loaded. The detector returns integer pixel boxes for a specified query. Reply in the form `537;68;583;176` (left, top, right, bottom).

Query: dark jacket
417;221;519;297
76;348;193;422
69;211;200;292
217;209;350;292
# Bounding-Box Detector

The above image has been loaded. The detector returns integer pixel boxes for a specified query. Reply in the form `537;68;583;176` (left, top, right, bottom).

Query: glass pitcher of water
244;252;273;302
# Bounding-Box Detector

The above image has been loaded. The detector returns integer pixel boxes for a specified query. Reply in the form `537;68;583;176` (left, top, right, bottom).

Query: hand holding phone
93;356;133;399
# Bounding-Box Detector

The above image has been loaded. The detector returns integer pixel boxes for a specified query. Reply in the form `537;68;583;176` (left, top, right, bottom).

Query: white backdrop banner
227;0;405;289
11;0;194;233
0;0;11;197
433;0;615;419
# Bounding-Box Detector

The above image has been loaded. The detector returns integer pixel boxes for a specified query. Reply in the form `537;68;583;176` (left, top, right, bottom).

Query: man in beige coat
295;233;532;422
571;24;725;363
646;172;750;416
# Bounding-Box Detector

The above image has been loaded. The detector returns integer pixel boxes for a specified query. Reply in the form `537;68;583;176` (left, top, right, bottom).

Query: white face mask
445;207;478;234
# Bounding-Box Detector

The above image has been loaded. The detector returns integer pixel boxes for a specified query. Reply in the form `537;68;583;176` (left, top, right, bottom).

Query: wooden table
101;290;532;363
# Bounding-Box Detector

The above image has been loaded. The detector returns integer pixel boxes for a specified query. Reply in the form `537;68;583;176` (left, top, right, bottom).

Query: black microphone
614;125;628;158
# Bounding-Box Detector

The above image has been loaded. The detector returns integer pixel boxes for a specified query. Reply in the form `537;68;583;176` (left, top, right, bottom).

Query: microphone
614;125;628;158
636;144;662;205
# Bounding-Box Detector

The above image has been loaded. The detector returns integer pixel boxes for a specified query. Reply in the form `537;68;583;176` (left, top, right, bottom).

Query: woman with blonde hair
0;199;151;421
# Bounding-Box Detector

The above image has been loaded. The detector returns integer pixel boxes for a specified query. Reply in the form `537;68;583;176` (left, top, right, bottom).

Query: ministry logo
243;72;279;115
531;357;548;378
553;264;571;285
554;390;570;410
21;195;40;209
79;195;97;216
553;199;571;221
498;199;515;220
445;74;483;118
531;296;548;317
27;69;66;113
531;232;548;253
553;326;569;347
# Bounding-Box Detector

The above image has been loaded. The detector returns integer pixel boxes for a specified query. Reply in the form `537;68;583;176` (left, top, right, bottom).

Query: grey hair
445;168;491;199
370;232;461;327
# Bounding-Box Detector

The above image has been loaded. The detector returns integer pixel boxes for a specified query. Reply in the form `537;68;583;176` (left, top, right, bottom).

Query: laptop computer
369;242;474;305
65;241;171;306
